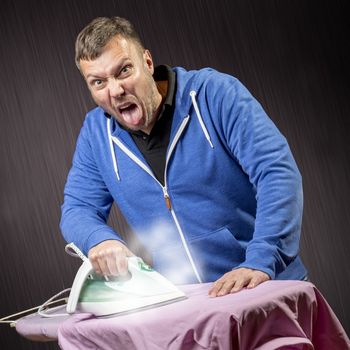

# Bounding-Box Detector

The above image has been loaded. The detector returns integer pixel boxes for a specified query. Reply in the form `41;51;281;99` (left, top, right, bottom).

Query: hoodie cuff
236;247;284;280
83;228;125;255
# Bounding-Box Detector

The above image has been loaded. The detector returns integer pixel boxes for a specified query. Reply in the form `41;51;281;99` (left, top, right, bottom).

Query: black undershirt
128;65;176;186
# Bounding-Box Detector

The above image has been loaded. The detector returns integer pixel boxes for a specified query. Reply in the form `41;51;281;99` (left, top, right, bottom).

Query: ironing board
16;281;350;349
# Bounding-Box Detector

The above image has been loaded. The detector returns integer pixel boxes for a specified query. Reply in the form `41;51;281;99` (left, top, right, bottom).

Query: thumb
125;247;135;257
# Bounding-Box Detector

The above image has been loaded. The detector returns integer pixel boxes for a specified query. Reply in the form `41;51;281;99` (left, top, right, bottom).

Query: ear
143;49;154;75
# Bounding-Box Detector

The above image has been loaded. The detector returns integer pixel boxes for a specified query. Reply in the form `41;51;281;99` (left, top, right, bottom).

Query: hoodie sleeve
60;116;123;256
208;73;303;279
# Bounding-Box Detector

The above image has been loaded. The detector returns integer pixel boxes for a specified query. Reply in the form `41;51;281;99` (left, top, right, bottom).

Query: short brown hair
75;16;144;68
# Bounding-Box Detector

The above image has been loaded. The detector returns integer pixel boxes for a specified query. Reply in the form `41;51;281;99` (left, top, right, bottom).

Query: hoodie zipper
110;116;202;283
163;187;172;210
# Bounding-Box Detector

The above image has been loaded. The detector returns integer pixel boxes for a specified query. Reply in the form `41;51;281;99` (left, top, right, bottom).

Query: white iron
66;256;187;317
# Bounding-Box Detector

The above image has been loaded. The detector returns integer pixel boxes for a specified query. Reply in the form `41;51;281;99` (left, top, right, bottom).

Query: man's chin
118;118;146;132
125;124;144;132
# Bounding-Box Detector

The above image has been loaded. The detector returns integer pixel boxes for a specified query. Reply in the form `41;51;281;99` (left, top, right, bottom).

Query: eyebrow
85;58;130;80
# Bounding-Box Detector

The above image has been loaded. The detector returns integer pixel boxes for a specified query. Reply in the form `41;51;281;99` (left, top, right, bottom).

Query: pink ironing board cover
16;281;350;349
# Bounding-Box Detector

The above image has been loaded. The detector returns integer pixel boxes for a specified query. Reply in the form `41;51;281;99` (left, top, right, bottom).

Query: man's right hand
88;240;134;277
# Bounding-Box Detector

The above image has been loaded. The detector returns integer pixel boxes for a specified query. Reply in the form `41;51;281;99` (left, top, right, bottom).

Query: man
61;16;307;298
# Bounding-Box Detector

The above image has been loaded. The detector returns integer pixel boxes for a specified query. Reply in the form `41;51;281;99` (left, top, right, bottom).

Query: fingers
88;240;132;277
246;271;270;289
106;253;119;276
208;274;248;297
208;268;270;297
208;280;225;297
115;253;128;276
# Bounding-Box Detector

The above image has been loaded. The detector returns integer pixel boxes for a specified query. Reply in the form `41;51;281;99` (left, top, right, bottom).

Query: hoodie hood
173;67;216;117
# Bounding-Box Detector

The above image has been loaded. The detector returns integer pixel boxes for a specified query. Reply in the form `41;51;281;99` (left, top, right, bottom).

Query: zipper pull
163;187;172;210
164;195;172;210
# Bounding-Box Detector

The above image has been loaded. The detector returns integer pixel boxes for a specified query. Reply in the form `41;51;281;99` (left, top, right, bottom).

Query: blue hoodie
61;67;307;284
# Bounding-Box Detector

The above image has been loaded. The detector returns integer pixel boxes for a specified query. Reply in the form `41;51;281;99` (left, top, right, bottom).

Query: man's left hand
208;268;270;297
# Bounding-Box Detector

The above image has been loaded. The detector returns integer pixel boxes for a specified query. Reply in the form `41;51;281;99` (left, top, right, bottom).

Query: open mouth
118;103;142;126
119;103;136;113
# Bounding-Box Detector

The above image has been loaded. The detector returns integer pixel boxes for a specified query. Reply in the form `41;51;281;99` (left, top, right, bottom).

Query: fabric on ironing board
14;281;349;348
16;309;69;341
55;281;349;350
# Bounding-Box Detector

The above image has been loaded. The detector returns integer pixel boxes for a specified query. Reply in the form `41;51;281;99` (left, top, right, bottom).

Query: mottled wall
0;1;349;348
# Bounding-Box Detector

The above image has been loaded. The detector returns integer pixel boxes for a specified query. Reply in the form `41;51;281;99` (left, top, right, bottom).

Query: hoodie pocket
150;226;246;284
189;226;246;282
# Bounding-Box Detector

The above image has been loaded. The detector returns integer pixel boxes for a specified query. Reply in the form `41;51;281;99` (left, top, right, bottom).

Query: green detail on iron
139;261;153;271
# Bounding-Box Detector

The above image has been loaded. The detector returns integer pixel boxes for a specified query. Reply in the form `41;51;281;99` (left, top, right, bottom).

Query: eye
89;79;105;90
92;79;102;87
120;65;132;77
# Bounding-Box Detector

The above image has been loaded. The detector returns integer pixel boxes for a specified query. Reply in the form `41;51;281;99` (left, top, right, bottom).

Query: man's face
79;36;162;134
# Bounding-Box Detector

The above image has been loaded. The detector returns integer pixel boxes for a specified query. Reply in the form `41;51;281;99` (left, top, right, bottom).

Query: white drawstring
190;91;214;148
107;118;121;180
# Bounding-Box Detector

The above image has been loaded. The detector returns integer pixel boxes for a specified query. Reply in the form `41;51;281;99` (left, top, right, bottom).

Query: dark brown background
0;1;349;348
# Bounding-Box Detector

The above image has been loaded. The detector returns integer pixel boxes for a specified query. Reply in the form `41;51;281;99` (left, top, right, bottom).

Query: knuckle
113;246;124;255
215;279;224;286
234;281;243;289
97;250;107;258
89;253;98;262
106;248;118;257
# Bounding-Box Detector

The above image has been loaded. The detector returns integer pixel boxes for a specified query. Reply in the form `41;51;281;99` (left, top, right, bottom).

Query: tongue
120;104;142;126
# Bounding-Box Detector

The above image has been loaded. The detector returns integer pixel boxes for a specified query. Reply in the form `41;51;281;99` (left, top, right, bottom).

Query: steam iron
66;256;187;317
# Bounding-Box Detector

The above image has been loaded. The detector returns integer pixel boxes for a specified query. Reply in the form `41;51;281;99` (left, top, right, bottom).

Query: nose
108;78;124;98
